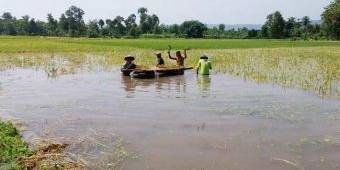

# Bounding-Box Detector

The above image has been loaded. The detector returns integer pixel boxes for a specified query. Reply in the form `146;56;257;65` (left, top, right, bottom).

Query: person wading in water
196;54;212;75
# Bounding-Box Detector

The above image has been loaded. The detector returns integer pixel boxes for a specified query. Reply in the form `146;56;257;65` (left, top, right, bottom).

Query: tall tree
65;6;86;36
58;14;68;35
301;16;311;28
2;12;14;20
47;14;58;35
113;16;125;37
87;20;100;38
27;19;38;34
321;0;340;40
284;17;296;38
300;16;312;39
1;12;17;35
138;7;149;33
98;19;105;29
16;15;30;35
261;25;268;38
180;20;207;38
169;24;180;35
262;11;285;39
218;24;225;32
125;14;137;30
125;14;139;37
106;16;125;37
247;29;258;38
144;14;160;33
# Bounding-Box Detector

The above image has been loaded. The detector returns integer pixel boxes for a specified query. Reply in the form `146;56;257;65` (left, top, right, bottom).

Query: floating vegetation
63;130;131;169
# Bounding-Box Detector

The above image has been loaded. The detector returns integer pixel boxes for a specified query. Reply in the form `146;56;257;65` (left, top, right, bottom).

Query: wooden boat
155;67;193;77
121;68;134;76
123;66;193;79
130;70;156;79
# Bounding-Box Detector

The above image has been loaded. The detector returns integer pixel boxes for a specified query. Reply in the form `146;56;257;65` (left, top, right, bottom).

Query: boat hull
131;70;156;79
121;69;133;76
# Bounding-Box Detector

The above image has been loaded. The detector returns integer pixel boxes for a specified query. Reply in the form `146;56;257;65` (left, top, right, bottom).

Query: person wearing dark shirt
122;55;137;70
121;55;137;76
168;49;188;67
155;52;165;67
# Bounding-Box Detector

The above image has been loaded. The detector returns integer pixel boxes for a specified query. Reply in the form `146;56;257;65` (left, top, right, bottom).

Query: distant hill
208;20;321;30
207;24;262;30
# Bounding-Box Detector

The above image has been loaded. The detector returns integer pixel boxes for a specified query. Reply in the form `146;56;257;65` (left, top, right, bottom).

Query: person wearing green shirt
196;55;212;75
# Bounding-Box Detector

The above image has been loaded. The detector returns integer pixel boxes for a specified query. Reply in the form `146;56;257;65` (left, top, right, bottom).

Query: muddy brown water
0;57;340;170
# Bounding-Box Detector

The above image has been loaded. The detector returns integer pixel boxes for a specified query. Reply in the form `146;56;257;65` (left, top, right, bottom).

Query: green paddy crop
0;36;339;97
1;36;340;53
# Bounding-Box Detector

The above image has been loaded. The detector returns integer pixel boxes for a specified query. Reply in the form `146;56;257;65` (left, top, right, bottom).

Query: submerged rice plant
0;40;339;97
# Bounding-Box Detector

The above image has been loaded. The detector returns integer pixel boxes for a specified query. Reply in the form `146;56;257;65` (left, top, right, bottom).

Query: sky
0;0;333;24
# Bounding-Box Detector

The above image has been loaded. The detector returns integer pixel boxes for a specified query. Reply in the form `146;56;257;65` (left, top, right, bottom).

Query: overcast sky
0;0;333;24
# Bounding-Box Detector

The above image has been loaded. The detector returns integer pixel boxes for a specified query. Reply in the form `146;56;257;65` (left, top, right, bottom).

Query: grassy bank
0;121;31;170
1;36;340;53
0;121;82;170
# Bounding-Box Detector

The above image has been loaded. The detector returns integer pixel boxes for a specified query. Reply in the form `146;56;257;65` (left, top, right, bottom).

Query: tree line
0;0;339;40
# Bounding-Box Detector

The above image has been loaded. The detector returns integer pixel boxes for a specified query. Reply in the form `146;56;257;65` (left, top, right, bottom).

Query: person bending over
196;55;212;75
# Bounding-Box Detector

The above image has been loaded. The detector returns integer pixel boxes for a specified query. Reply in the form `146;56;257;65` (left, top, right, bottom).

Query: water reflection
156;75;187;95
121;74;188;97
121;75;137;93
197;75;211;94
330;80;340;96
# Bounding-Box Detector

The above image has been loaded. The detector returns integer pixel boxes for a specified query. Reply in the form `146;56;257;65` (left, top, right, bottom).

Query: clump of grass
0;121;31;170
107;137;131;169
0;121;80;170
18;141;81;170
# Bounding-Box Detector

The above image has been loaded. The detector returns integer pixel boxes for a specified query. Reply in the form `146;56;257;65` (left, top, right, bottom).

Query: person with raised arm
168;47;188;67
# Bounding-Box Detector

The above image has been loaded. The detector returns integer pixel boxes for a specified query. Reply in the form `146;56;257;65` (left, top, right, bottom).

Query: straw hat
154;52;162;56
200;54;208;60
124;55;135;61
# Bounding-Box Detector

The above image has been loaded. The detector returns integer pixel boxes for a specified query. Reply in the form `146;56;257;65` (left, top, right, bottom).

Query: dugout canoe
121;68;134;76
155;67;193;77
130;70;156;79
125;67;193;79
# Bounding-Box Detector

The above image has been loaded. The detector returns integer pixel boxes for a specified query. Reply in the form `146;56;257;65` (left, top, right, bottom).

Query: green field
0;36;339;97
1;36;340;53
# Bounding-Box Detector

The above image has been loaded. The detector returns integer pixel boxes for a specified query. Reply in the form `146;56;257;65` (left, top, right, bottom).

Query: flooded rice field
0;54;340;170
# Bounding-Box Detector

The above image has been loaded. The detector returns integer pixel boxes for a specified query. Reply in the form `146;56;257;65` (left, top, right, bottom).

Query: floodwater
0;56;340;170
